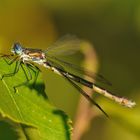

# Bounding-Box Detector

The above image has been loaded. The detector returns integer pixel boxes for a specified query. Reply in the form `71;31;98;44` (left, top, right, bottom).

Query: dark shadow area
0;121;18;140
28;83;48;99
53;110;71;140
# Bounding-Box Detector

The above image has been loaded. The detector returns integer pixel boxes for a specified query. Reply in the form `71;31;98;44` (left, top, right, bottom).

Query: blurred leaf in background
43;0;140;140
0;0;57;52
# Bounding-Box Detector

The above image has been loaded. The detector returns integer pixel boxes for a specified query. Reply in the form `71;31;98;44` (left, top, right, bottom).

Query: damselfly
0;35;136;117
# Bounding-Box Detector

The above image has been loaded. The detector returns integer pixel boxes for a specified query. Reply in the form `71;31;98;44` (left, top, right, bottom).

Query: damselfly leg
0;55;40;92
12;62;32;92
27;63;40;87
0;55;21;84
0;54;18;65
15;62;40;89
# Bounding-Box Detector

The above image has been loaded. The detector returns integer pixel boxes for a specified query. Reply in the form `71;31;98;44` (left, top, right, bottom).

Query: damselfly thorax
21;49;46;64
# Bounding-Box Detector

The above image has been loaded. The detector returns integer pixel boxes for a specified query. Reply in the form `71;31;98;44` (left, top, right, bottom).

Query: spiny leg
1;60;21;80
27;63;40;86
60;72;109;118
0;54;18;65
0;54;12;58
3;56;18;65
13;63;33;92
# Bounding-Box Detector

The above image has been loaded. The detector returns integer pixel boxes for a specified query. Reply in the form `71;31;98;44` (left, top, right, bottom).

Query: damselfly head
11;43;23;55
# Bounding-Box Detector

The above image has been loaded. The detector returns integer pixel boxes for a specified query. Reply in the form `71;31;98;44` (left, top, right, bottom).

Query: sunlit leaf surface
0;58;72;140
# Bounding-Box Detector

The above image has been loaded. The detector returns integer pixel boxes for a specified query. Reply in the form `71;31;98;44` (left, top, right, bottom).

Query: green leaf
0;58;72;140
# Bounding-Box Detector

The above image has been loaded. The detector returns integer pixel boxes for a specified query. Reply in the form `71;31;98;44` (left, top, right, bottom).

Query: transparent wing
45;35;81;56
46;55;112;86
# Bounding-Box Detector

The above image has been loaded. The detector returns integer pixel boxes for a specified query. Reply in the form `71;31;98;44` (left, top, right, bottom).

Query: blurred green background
0;0;140;140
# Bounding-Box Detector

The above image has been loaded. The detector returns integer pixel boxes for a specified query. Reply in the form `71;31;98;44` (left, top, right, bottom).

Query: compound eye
12;43;23;55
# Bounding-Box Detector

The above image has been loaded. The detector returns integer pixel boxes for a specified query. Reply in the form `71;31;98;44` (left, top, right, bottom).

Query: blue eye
11;43;23;55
